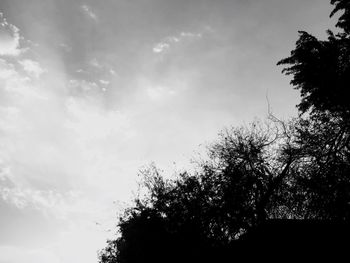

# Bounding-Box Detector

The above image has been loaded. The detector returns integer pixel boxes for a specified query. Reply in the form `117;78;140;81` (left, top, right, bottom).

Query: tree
331;0;350;35
291;114;350;220
99;1;350;262
278;0;350;119
278;0;350;220
99;120;302;263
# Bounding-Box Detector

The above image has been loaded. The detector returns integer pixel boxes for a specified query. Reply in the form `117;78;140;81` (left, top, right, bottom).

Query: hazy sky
0;0;337;262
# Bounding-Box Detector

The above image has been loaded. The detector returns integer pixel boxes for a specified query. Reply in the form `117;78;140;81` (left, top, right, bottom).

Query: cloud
68;79;100;93
99;79;110;85
89;58;102;69
0;30;136;201
0;165;76;217
0;10;215;263
0;58;17;79
0;55;139;263
0;246;60;263
109;69;117;75
19;59;46;78
153;42;171;53
0;13;22;56
59;43;72;52
152;31;202;54
146;85;176;101
0;58;43;104
81;5;98;21
64;97;130;142
0;49;137;202
180;32;202;38
0;183;71;213
68;78;111;93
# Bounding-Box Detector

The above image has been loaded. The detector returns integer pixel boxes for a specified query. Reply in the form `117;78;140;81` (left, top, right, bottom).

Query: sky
0;0;338;262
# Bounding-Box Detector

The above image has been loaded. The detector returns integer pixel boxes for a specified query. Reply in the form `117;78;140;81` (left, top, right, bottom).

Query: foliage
278;1;350;119
99;120;302;262
331;0;350;34
293;114;350;220
277;31;350;118
99;1;350;262
277;0;350;220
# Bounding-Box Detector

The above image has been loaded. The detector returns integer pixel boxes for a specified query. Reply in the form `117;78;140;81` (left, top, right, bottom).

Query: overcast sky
0;0;338;262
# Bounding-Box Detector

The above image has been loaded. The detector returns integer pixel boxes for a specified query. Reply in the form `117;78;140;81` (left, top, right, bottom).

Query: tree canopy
99;1;350;262
331;0;350;34
278;0;350;119
277;0;350;220
99;120;301;263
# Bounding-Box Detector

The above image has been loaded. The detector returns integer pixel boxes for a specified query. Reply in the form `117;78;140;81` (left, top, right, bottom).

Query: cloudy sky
0;0;337;262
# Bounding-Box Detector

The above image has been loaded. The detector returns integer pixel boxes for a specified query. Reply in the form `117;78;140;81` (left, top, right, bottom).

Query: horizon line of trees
99;1;350;262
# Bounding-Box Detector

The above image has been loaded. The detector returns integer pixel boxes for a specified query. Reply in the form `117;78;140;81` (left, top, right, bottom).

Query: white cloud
0;246;60;263
152;31;202;54
0;59;139;263
69;78;110;94
19;59;46;78
0;11;212;263
153;42;170;53
0;183;69;212
146;85;176;100
0;13;22;56
64;97;130;142
136;77;179;101
180;32;202;38
0;58;45;102
1;54;137;203
81;5;98;21
0;58;48;104
59;43;72;52
1;43;136;200
99;79;110;85
68;79;100;94
89;58;102;69
109;69;117;75
0;58;17;79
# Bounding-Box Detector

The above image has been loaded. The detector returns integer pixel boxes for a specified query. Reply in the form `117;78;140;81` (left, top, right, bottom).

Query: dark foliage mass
294;115;350;220
331;0;350;34
277;30;350;117
278;0;350;119
99;1;350;262
276;0;350;221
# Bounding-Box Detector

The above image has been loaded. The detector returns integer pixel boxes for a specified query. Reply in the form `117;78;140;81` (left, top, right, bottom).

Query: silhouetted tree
331;0;350;35
99;120;302;263
278;0;350;220
278;1;350;120
290;114;350;220
99;1;350;262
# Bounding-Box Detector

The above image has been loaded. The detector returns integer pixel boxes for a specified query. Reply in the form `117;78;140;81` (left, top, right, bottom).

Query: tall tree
99;1;350;262
278;0;350;220
278;0;350;119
